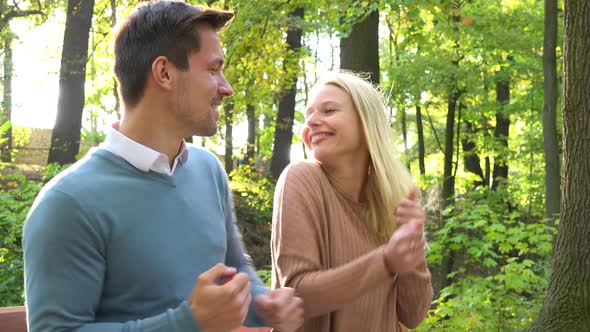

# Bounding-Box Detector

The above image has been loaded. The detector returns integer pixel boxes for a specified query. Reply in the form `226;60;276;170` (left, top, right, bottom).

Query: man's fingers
223;272;250;296
199;263;236;285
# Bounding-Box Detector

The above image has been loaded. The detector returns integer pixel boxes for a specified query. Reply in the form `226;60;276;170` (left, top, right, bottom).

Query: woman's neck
321;157;370;203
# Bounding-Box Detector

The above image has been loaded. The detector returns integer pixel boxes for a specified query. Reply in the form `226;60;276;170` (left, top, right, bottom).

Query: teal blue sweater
23;147;268;331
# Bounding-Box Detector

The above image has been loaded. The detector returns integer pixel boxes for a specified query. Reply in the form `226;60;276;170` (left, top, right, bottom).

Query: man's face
174;24;233;137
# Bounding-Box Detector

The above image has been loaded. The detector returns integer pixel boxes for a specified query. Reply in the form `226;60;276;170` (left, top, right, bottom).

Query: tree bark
442;91;458;212
48;0;95;165
530;1;590;329
416;104;425;175
543;0;561;221
245;103;256;165
400;106;409;168
1;35;12;162
492;79;510;190
270;7;303;179
340;9;380;84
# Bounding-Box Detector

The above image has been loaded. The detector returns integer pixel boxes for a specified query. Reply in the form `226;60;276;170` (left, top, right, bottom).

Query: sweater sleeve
396;257;433;328
23;189;202;332
271;163;394;318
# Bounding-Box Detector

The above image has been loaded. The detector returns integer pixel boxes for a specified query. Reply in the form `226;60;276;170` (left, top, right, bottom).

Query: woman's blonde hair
315;71;414;241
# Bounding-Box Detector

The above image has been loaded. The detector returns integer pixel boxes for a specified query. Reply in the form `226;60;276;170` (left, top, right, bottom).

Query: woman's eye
324;108;335;114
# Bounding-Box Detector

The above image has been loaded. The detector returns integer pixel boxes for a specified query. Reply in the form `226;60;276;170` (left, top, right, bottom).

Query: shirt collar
100;126;189;175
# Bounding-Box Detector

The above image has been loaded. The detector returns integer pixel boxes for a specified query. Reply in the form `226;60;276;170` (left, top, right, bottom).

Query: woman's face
302;84;368;165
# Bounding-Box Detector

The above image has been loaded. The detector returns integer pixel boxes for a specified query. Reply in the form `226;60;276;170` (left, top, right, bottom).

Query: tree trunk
245;103;256;165
1;35;13;162
483;156;490;187
461;120;485;187
340;9;380;84
224;102;234;175
543;0;561;221
442;92;458;211
492;79;510;190
48;0;95;165
416;104;425;175
400;107;409;168
270;7;304;179
530;1;590;329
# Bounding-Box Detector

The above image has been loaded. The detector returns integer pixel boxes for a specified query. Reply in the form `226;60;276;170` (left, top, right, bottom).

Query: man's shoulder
186;145;222;166
44;149;114;192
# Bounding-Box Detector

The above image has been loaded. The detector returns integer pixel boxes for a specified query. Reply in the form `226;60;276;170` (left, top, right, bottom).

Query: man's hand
188;263;252;332
383;187;427;274
255;288;304;332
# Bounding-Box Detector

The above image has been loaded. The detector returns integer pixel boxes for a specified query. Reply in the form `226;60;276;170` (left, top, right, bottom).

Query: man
23;1;303;331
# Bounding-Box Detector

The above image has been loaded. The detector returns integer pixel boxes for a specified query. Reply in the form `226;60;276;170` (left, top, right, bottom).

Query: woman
271;72;433;332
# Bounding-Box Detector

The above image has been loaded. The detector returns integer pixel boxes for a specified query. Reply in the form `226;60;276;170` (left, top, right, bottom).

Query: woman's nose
305;111;321;127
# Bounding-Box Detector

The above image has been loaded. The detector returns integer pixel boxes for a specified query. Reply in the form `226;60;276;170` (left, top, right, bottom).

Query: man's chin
193;125;218;138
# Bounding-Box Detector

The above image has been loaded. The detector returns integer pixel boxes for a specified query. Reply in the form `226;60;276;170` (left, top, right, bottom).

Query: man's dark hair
113;0;234;108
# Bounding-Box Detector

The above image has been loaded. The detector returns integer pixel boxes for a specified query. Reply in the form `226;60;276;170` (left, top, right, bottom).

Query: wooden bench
0;306;270;332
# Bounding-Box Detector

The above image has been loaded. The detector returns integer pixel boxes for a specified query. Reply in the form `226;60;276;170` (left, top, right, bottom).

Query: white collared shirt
99;127;189;176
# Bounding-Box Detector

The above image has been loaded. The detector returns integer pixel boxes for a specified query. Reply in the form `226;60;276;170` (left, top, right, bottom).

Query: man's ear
151;56;174;91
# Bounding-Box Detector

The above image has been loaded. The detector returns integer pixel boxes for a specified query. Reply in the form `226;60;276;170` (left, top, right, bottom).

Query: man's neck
119;104;184;167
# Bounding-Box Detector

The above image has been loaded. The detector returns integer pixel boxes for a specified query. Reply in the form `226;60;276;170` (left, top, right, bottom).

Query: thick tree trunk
492;79;510;190
48;0;94;165
440;92;459;292
416;104;425;175
439;6;463;293
270;7;303;179
340;9;380;84
530;1;590;329
224;102;234;175
1;35;13;162
543;0;561;221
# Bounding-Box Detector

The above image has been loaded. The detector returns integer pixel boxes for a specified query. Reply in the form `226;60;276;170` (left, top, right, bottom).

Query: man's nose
219;74;233;97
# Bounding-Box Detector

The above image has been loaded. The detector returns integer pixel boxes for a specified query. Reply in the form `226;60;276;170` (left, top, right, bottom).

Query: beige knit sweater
271;161;433;332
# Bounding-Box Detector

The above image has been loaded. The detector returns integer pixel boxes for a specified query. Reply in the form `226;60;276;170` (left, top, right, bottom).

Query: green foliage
230;164;276;269
230;164;275;225
256;269;272;287
0;172;41;306
0;121;11;146
42;162;70;183
417;187;556;331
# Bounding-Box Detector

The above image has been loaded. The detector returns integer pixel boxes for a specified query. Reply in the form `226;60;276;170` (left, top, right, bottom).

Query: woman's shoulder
280;160;325;182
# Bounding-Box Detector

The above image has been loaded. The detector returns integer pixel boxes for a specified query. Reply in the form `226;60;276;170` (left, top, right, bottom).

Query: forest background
1;0;589;331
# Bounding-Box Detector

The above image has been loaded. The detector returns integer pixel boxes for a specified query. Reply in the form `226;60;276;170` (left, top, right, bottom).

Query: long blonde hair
316;71;414;241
